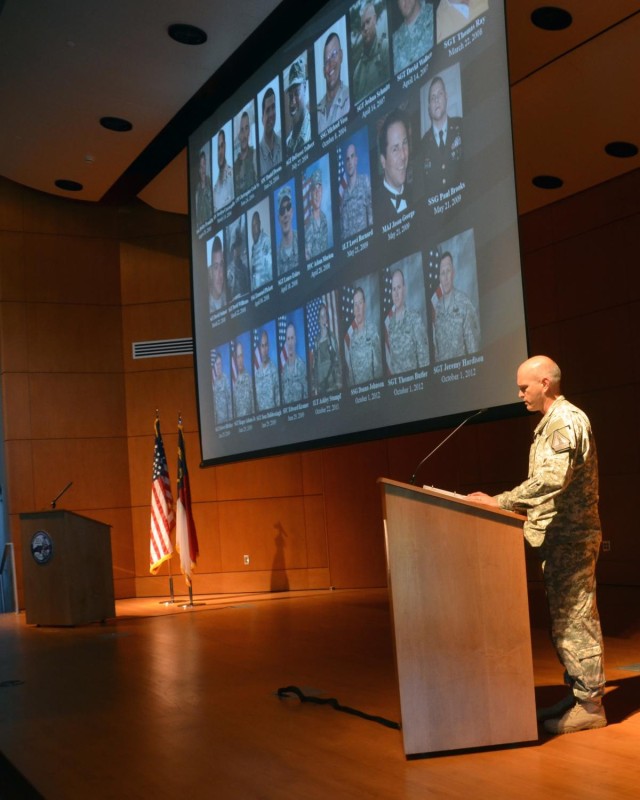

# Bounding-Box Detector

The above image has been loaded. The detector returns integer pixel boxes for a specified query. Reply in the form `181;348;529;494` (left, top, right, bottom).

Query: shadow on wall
271;522;290;592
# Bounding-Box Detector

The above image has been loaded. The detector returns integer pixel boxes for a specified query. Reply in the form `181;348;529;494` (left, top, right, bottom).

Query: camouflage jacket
496;396;601;547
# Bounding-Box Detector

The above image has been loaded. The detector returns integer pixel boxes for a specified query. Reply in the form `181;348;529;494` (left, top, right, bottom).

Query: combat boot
543;699;607;735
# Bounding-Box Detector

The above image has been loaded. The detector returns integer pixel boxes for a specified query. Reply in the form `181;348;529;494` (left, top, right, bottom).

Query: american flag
253;329;262;370
278;315;290;371
427;247;442;317
302;172;312;224
149;416;174;574
341;285;356;349
337;146;348;204
175;420;199;587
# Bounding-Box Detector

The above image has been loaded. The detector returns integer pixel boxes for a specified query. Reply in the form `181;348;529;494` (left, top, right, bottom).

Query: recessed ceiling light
604;141;638;159
168;23;207;46
531;7;573;31
532;175;564;190
100;116;133;132
55;179;83;192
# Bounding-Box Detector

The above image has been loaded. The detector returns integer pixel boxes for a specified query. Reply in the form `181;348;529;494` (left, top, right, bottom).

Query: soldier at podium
469;355;607;735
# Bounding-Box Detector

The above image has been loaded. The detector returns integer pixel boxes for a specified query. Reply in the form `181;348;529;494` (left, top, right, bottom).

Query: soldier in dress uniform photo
420;72;463;197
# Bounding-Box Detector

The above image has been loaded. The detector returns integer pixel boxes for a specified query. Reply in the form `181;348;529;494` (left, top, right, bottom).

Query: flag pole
176;412;205;609
158;556;176;606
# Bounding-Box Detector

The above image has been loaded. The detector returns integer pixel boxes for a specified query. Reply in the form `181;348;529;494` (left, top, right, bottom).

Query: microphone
50;481;73;509
409;409;487;485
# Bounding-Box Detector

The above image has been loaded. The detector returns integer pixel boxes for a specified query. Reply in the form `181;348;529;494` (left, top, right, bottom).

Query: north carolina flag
149;417;174;574
175;421;199;586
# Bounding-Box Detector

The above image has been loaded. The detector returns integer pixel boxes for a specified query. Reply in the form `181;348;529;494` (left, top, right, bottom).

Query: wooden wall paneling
30;437;131;511
121;301;194;368
301;449;323;495
3;440;35;512
215;452;304;501
597;473;640;585
123;369;198;441
1;373;31;441
119;238;190;306
520;246;560;329
302;494;329;569
24;233;121;305
0;300;28;371
28;373;127;440
321;440;389;588
576;385;639;478
217;496;310;574
25;302;124;373
20;187;118;239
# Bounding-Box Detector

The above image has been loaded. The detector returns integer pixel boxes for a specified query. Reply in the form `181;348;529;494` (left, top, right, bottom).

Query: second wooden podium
379;479;538;756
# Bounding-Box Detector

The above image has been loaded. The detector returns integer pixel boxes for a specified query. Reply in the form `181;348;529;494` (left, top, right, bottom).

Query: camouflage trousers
539;535;605;700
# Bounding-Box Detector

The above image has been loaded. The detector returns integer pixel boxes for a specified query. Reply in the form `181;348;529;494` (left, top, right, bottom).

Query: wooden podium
20;510;115;626
379;479;537;756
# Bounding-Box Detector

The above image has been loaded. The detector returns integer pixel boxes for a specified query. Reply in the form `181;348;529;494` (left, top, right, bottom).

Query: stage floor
1;584;639;799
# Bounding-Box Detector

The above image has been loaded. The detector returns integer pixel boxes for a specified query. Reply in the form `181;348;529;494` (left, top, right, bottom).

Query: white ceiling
0;0;638;218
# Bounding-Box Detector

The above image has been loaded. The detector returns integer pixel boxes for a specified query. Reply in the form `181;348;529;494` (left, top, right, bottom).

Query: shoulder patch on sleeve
550;427;572;453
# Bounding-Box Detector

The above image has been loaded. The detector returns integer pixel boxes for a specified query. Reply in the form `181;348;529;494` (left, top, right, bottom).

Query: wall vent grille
132;338;193;359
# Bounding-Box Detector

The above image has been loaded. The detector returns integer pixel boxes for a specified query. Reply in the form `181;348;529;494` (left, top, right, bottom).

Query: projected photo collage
190;0;526;463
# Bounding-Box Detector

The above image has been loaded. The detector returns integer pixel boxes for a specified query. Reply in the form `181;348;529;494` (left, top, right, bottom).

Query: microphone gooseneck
409;409;487;485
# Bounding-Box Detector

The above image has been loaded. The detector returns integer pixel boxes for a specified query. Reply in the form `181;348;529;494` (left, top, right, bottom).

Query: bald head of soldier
516;355;561;415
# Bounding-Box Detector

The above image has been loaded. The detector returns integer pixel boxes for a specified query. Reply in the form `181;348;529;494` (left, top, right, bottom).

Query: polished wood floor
0;583;639;799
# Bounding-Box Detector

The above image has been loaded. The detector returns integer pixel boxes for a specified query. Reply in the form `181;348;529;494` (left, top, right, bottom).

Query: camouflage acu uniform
317;82;350;134
281;357;308;404
432;288;480;361
234;148;257;195
195;180;213;229
313;333;341;395
393;1;434;74
346;322;382;386
340;173;373;239
277;234;299;275
386;307;430;374
305;211;329;259
214;164;234;212
213;373;232;424
496;396;605;701
251;230;273;290
286;111;311;155
233;371;254;418
353;35;389;102
259;133;282;175
255;359;280;411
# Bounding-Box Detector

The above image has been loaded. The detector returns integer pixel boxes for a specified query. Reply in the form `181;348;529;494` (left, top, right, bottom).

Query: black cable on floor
276;685;401;730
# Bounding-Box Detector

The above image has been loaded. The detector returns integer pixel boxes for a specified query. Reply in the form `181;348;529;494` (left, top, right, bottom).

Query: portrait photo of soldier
211;347;232;426
430;229;481;362
315;20;351;134
225;215;250;300
350;1;390;104
279;313;308;405
342;276;383;386
274;181;299;276
248;197;273;292
231;334;255;419
304;156;333;261
258;80;283;177
420;65;463;197
306;291;342;396
207;234;227;314
253;322;281;412
437;0;489;43
283;54;312;156
374;107;415;225
194;145;214;232
213;123;235;214
383;253;430;375
233;104;258;196
392;0;434;75
338;127;373;240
